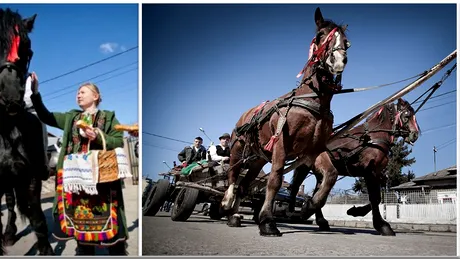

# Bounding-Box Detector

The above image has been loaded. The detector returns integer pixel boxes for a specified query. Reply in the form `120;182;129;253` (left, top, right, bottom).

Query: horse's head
0;9;36;116
310;7;350;76
394;98;420;145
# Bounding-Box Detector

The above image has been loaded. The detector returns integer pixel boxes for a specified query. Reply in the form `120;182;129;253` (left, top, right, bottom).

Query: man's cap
219;133;231;140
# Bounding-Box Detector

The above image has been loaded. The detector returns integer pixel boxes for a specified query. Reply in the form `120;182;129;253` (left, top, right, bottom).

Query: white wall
312;203;457;225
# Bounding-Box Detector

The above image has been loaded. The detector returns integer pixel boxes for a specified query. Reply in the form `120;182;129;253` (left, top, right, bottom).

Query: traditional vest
216;145;230;157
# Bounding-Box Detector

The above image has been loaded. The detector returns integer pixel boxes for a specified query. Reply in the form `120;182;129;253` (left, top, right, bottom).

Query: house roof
390;181;431;190
411;165;457;182
390;165;457;190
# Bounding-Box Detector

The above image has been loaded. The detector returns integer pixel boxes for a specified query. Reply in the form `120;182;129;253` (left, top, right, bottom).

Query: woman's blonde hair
79;82;102;106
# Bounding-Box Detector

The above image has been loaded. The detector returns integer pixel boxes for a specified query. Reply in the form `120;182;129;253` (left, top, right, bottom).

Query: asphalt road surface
143;211;456;256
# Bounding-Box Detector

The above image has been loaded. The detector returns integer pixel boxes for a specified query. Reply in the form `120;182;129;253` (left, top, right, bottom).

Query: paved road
143;211;456;256
1;183;139;256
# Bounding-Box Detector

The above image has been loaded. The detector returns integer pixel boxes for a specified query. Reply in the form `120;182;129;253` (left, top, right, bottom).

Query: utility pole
433;146;437;173
163;161;172;170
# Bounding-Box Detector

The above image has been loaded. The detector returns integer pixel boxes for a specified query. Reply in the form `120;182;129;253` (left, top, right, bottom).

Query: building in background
390;165;457;204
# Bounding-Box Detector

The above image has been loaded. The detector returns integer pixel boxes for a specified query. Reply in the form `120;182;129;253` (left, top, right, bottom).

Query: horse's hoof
39;245;56;255
317;220;331;231
3;237;16;247
258;220;282;237
346;206;356;214
347;206;361;217
227;215;242;227
378;224;396;236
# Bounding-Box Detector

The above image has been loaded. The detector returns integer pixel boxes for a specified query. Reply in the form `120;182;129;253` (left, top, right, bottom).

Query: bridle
296;26;349;90
391;103;419;143
0;24;33;85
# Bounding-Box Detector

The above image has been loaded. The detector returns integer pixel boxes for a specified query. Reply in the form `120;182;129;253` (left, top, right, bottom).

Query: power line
412;90;456;104
45;66;138;101
144;143;181;153
45;81;138;110
418;100;456;112
39;46;138;85
143;131;192;145
42;61;138;98
437;138;456;150
422;123;456;134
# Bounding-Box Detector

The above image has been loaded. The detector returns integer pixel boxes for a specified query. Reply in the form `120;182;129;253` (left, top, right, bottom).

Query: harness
325;103;409;177
229;26;345;166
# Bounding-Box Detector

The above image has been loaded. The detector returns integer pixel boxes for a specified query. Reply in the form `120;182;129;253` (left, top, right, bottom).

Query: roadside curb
323;220;457;233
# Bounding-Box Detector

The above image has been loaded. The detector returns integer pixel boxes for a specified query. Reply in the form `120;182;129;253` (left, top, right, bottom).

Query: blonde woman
30;72;129;255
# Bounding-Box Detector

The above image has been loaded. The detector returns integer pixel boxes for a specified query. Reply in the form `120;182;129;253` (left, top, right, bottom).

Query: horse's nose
343;56;348;64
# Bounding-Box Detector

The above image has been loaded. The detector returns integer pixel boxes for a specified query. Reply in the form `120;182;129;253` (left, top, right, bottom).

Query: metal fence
323;188;457;205
312;188;457;224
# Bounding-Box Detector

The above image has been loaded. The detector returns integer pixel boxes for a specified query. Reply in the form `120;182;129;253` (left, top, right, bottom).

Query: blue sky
1;4;139;137
143;4;457;193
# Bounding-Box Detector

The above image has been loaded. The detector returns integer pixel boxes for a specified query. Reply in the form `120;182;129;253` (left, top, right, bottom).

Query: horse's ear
342;24;348;32
314;7;324;28
397;98;405;107
22;14;37;33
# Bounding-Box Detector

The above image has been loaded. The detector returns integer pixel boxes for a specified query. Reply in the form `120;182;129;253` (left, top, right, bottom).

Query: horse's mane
0;8;28;54
317;19;348;36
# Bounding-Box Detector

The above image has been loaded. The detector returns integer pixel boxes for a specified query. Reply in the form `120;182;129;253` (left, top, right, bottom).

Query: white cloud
120;45;127;51
99;42;119;54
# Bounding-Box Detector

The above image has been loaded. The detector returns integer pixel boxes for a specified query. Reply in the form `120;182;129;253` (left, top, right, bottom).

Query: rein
411;63;456;114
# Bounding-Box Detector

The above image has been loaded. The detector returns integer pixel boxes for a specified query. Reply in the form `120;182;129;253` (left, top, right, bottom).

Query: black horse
0;8;54;255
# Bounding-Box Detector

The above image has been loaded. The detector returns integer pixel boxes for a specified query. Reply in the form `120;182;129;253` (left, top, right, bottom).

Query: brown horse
220;7;351;237
288;98;420;236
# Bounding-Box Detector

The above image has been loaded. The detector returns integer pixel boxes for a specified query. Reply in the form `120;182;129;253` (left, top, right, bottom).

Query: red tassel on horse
7;25;20;62
264;135;279;152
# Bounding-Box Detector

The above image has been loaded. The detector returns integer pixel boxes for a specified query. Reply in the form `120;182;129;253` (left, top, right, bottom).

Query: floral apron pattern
55;112;121;243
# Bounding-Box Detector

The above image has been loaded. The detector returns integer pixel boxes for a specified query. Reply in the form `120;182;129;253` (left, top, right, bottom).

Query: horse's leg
364;175;395;236
300;153;338;222
3;189;18;246
258;142;287;237
24;178;54;255
228;159;267;227
0;191;5;256
288;164;310;213
312;173;331;231
221;139;244;212
347;203;372;217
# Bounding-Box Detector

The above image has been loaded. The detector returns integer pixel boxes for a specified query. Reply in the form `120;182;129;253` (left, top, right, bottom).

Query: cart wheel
143;179;170;216
171;188;200;221
208;202;224;220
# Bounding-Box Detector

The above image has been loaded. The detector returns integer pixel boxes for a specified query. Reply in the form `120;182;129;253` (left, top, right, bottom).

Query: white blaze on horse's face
325;31;347;75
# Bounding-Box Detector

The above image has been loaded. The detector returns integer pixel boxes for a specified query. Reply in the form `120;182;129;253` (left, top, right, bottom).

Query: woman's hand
128;130;138;137
84;128;97;141
30;72;39;94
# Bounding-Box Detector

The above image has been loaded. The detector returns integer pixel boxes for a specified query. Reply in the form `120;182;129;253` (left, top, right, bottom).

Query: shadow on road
275;223;380;236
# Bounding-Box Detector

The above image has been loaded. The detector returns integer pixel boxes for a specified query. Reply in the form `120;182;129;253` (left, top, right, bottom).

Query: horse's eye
345;40;351;49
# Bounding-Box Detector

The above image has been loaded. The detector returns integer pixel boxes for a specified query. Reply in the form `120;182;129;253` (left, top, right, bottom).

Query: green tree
352;138;416;193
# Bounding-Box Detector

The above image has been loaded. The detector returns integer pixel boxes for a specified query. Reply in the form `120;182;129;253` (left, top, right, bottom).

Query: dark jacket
178;145;207;165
